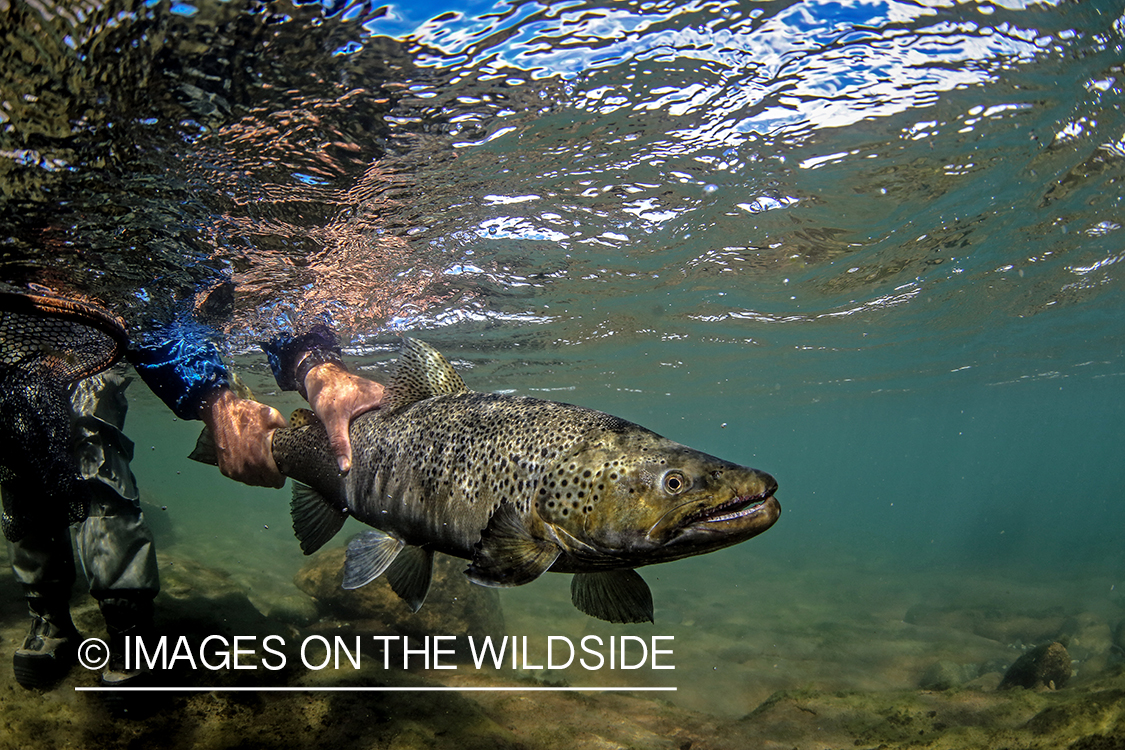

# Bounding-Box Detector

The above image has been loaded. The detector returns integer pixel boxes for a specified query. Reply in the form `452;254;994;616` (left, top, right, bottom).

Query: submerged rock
920;660;979;691
904;603;1068;646
1059;613;1114;679
157;553;279;637
999;642;1072;690
294;547;505;657
1113;619;1125;653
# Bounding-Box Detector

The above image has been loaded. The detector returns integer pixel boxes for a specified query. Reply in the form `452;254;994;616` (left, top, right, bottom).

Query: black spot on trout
195;338;781;623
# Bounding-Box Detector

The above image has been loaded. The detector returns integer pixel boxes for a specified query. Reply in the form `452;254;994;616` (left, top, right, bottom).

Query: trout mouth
685;471;779;527
646;487;780;561
685;491;774;525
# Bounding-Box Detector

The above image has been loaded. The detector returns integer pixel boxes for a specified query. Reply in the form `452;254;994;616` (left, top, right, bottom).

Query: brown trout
201;338;780;623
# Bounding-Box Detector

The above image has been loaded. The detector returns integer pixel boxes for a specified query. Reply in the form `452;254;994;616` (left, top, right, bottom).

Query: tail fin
188;426;219;466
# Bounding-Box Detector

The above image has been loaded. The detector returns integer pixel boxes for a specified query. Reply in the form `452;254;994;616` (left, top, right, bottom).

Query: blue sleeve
128;338;231;421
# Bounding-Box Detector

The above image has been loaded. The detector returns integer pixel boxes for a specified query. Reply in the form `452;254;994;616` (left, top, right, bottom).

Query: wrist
302;360;347;403
199;385;235;426
295;351;345;399
264;325;342;396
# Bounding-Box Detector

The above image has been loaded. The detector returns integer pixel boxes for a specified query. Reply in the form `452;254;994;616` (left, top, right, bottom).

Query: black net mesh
0;292;127;383
0;292;127;542
0;368;90;541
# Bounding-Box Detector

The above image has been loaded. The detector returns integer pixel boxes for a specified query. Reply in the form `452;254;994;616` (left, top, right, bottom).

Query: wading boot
13;595;79;690
99;595;155;688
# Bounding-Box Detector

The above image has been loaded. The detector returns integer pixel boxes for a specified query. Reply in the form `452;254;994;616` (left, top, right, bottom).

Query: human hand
303;362;385;474
200;388;288;488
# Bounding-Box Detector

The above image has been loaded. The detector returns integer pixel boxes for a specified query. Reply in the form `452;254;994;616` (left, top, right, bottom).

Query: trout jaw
557;467;779;570
562;489;779;571
680;492;780;536
680;490;773;525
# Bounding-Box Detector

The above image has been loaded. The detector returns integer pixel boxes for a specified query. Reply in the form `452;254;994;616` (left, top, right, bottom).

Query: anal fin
342;530;405;590
571;569;654;624
385;546;434;612
291;483;347;555
466;502;560;588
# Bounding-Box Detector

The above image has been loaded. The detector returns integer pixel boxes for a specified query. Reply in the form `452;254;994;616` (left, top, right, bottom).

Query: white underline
75;685;677;692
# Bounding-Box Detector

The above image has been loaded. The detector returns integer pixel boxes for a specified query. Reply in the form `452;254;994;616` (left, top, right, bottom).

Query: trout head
535;426;780;570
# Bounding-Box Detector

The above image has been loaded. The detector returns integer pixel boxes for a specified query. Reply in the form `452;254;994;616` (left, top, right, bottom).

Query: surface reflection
1;0;1121;386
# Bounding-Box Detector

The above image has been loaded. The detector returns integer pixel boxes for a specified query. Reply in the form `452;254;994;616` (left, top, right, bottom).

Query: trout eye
662;470;688;494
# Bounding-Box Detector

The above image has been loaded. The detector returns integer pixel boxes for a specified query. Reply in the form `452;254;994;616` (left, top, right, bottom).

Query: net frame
0;292;128;382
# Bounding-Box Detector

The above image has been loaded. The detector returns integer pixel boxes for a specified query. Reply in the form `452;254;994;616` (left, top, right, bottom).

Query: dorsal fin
381;337;468;412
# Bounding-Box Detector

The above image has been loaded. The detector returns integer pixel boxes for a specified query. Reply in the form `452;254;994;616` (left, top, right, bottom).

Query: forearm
128;338;231;421
129;332;286;487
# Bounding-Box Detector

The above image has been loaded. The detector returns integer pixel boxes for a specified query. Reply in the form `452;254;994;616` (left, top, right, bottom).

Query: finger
265;469;286;489
262;404;288;430
328;423;353;474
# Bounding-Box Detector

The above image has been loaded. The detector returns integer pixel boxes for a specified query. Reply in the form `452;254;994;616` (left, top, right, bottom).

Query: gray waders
6;369;159;689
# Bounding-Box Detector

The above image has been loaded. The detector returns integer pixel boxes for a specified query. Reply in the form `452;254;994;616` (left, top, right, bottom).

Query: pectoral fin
385;546;434;612
466;502;560;587
570;569;655;624
291;483;347;555
342;530;405;590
